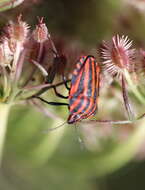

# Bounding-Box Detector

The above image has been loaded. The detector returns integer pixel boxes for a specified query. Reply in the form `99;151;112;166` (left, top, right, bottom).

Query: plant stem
0;103;11;166
124;70;145;104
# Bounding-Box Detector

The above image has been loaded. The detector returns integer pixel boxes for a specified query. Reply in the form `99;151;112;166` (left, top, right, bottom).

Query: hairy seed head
101;35;135;78
5;15;29;45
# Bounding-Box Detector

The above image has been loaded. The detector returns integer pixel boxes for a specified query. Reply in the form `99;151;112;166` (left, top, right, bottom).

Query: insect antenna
43;121;67;132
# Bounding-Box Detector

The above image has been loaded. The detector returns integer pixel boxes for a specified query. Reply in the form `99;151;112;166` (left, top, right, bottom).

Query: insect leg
53;86;68;99
33;96;69;106
62;75;70;91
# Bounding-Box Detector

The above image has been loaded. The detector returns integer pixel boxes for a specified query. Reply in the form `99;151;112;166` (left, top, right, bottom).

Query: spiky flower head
101;35;135;78
4;15;29;46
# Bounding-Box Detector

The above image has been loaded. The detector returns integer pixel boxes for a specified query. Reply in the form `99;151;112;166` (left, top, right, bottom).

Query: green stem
0;103;11;166
124;70;145;104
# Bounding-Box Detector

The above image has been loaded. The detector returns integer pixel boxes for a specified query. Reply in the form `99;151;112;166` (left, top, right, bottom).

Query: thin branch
122;75;135;120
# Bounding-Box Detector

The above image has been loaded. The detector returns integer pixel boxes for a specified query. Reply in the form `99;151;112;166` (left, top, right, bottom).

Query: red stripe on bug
67;55;100;124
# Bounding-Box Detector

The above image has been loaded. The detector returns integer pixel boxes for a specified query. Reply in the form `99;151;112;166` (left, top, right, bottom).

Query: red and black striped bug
30;35;143;127
33;55;100;124
32;53;137;127
67;55;100;124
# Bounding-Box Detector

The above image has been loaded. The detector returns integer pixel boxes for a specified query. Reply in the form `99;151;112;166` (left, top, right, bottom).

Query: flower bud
32;17;48;43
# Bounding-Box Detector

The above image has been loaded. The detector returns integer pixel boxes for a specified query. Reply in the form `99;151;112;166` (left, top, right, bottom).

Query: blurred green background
0;0;145;189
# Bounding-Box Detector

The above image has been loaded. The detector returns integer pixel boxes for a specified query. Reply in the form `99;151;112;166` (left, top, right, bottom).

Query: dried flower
101;35;135;78
0;16;58;104
0;15;30;76
101;35;137;120
32;17;48;43
0;38;13;68
4;15;29;46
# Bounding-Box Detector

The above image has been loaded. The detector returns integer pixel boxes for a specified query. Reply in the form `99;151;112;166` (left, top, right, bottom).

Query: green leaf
0;0;24;12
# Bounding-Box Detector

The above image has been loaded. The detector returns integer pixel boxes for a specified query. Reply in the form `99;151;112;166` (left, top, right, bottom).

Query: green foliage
0;0;24;12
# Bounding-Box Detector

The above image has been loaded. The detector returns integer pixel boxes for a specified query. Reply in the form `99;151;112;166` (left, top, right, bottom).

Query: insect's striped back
68;55;100;124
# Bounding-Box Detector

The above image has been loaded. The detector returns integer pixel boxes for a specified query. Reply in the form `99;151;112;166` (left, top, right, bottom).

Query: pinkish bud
32;17;48;43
